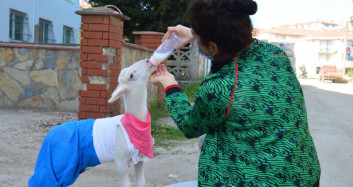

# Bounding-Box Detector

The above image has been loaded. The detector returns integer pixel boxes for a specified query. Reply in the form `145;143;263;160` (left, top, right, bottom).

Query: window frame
39;18;55;44
63;25;74;44
9;9;26;42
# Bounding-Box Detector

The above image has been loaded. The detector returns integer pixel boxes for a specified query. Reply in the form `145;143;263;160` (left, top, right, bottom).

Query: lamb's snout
147;59;158;72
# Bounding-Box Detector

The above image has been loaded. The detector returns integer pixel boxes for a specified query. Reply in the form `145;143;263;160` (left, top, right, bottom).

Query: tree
88;0;191;42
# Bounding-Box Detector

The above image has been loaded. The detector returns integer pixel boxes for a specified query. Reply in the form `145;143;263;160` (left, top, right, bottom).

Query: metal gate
167;41;208;83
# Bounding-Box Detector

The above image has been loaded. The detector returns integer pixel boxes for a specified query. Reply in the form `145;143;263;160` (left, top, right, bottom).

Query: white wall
0;0;81;44
294;38;352;77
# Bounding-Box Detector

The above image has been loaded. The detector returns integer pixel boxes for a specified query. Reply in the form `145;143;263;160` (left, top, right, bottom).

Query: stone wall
0;42;159;113
0;43;82;111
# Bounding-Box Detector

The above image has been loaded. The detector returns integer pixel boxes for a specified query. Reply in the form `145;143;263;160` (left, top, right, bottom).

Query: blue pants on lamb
28;119;101;187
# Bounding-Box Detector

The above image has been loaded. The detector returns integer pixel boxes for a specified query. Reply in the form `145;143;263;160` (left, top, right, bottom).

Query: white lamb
28;59;157;187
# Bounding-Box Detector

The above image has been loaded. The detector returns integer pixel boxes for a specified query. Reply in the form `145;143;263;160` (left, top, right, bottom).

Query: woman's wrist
162;79;178;89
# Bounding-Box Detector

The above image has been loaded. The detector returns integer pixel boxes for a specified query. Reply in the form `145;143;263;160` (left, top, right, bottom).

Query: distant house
0;0;86;44
287;20;339;30
254;20;353;78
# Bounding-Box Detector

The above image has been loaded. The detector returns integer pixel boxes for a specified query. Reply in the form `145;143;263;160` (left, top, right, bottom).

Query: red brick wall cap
75;6;130;21
123;42;154;52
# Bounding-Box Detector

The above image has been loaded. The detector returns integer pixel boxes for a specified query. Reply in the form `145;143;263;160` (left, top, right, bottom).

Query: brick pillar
76;7;130;119
133;31;168;101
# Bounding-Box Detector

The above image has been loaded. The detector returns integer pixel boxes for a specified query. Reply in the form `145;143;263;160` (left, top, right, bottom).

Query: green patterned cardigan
164;42;321;186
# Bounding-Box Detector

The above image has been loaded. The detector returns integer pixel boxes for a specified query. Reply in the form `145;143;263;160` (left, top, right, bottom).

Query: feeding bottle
149;32;181;66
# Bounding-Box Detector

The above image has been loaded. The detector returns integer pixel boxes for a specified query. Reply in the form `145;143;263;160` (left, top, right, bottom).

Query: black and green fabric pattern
164;41;321;186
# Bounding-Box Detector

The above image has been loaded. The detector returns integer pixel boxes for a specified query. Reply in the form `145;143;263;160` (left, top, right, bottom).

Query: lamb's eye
130;74;133;79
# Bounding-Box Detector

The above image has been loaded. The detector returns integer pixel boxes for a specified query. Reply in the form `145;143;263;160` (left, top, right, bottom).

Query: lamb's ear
108;84;130;103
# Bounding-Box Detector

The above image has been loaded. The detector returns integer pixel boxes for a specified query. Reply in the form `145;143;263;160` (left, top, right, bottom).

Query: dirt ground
0;110;199;187
0;79;352;187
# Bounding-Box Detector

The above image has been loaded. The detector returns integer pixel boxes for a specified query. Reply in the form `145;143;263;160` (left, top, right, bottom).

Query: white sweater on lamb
92;115;148;164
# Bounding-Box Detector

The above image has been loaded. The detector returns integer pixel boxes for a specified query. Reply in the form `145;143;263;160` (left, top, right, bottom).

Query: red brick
78;112;86;119
81;46;102;54
109;25;124;34
80;104;100;112
79;90;101;98
81;60;102;69
87;84;107;91
81;76;89;83
82;16;104;24
140;38;162;44
108;32;123;41
102;32;109;39
87;69;108;76
108;84;118;91
111;17;123;27
82;69;87;75
109;70;120;76
80;54;88;60
108;63;121;70
103;17;110;24
85;112;106;119
100;105;115;113
113;56;121;63
101;91;108;98
109;40;123;49
81;24;89;31
81;39;88;46
81;61;102;69
108;76;118;84
86;98;107;105
87;54;109;62
87;39;109;46
116;49;122;56
79;98;86;104
82;31;103;39
89;24;109;32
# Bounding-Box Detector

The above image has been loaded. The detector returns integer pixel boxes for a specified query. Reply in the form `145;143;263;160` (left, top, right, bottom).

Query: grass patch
148;81;201;149
180;81;201;102
149;99;186;148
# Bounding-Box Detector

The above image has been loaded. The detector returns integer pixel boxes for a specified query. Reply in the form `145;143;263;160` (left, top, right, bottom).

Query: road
299;79;353;187
0;79;352;186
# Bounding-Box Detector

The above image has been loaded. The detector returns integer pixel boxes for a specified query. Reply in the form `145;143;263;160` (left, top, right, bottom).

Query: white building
287;20;339;30
254;21;353;78
0;0;82;44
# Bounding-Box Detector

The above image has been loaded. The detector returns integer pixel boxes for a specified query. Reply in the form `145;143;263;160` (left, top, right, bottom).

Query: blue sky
251;0;353;28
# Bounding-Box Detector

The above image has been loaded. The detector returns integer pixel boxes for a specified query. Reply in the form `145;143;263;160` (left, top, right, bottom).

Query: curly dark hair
187;0;257;56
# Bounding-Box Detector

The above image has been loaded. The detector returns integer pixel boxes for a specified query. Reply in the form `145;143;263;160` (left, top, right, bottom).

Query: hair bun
233;0;258;16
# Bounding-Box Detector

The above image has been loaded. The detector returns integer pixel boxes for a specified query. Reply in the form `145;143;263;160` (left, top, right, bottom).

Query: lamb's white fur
108;59;157;187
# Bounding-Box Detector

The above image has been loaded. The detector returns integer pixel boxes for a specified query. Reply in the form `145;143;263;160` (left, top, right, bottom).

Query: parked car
319;65;343;83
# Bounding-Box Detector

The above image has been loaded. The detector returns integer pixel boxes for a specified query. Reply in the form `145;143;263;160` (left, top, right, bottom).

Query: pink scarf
121;112;153;158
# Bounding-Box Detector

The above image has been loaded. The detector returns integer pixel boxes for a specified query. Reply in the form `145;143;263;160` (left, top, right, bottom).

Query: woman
150;0;321;186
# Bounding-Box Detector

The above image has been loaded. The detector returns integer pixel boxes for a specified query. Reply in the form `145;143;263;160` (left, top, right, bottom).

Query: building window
9;9;31;42
63;26;74;44
39;18;56;44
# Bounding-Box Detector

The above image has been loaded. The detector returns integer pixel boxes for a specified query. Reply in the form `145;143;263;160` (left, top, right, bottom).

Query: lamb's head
108;59;157;103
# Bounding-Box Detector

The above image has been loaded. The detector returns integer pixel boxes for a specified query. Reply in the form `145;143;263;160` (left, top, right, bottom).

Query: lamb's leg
134;161;146;187
115;160;132;187
115;126;132;187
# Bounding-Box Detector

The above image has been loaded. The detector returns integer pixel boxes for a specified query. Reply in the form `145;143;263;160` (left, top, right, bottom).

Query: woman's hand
162;25;194;50
150;64;178;88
